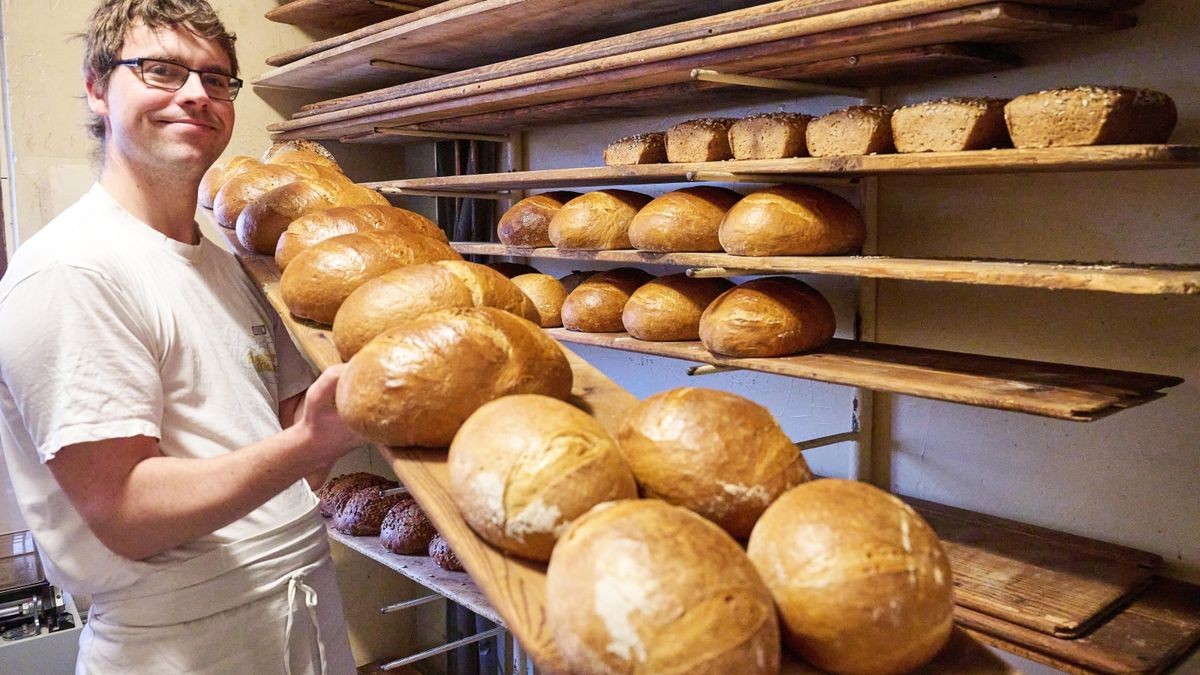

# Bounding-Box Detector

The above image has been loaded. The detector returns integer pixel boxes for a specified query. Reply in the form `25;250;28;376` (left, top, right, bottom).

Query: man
0;1;361;672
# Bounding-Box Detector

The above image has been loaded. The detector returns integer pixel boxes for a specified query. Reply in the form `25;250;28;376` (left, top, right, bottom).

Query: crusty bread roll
332;260;539;359
280;230;461;324
236;178;388;255
379;499;435;555
511;273;567;328
547;499;780;675
276;205;445;271
603;131;667;165
449;395;637;562
1004;86;1177;148
336;307;573;447
892;98;1011;153
718;184;865;256
561;267;653;333
699;277;836;357
627;186;742;253
729;112;812;160
213;161;343;229
497;191;581;247
548;190;653;251
807;105;895;157
666;117;737;162
199;155;260;209
621;274;733;341
747;479;954;674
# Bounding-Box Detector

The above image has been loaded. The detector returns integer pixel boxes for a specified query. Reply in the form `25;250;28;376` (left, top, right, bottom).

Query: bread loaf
718;184;865;256
666;117;737;162
428;534;464;571
199;155;260;209
621;274;733;341
604;131;667;165
559;270;596;294
806;105;895;157
449;395;637;562
561;267;653;333
236;178;388;255
699;277;836;357
379;499;436;555
332;485;409;536
213;161;343;229
892;98;1011;153
548;190;653;251
316;472;397;518
262;139;341;172
332;260;540;359
280;230;462;325
511;273;568;328
497;192;581;247
1004;85;1177;148
627;186;742;253
276;205;444;271
729;112;812;160
336;307;573;447
747;479;954;674
619;388;811;539
546;500;780;675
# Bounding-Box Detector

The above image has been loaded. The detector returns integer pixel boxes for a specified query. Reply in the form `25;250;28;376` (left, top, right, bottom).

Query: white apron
76;506;355;675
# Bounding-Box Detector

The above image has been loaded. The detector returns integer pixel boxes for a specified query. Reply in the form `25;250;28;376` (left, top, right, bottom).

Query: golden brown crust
666;117;737;162
729;112;813;160
1004;86;1177;148
699;277;836;357
604;131;667;165
627;186;742;253
621;274;733;341
510;273;568;328
497;191;581;247
561;267;653;333
548;190;653;251
806;105;895;157
718;184;865;256
213;161;343;229
198;155;260;209
236;178;385;256
276;205;445;271
893;98;1011;153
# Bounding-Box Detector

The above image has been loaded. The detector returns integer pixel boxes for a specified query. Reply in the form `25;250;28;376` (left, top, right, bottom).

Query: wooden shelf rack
265;0;441;36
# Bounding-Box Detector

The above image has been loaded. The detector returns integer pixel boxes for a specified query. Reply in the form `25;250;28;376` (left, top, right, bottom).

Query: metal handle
381;626;508;670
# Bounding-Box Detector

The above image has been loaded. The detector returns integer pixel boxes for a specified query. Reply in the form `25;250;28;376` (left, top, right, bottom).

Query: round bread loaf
316;472;397;518
699;277;836;357
236;178;388;255
747;479;954;674
280;230;461;325
337;307;573;447
332;485;410;536
617;387;811;538
276;205;444;271
213;161;343;229
510;273;567;328
546;499;780;675
449;395;637;562
262;139;341;170
428;534;464;571
548;190;653;250
332;260;540;359
199;155;260;209
379;499;436;555
497;191;581;247
561;267;653;333
486;262;539;278
621;274;733;341
559;270;595;294
627;186;742;252
718;184;865;256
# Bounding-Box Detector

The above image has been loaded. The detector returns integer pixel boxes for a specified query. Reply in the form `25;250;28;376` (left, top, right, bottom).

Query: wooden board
962;577;1200;675
265;0;440;35
546;330;1181;421
270;2;1135;138
909;498;1161;637
446;242;1200;296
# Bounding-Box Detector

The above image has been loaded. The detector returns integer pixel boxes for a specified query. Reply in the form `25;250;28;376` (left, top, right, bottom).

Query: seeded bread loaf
1004;86;1177;148
333;486;410;536
627;186;742;253
729;112;813;160
604;132;667;165
317;472;397;518
548;190;653;250
892;98;1011;153
666;117;737;162
428;534;464;571
699;277;836;358
806;105;895;157
262;139;342;172
379;500;436;555
496;191;581;247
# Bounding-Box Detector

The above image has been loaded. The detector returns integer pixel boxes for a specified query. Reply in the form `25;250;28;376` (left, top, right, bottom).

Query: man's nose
175;71;211;103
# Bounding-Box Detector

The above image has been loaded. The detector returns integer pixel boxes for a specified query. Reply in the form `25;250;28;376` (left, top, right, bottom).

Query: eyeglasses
114;57;242;101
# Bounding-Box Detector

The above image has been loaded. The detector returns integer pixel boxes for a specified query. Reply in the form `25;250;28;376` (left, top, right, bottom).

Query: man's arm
279;389;336;490
47;365;360;561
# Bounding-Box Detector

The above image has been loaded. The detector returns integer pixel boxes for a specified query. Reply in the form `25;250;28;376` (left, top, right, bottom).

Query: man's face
86;22;235;177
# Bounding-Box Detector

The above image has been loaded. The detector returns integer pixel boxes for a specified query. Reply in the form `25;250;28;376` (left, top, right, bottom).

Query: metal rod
691;68;865;98
686;266;762;279
377;187;511;200
368;59;448;77
380;594;442;614
381;626;507;670
381;486;410;498
794;431;860;452
374;127;513;144
687;364;740;376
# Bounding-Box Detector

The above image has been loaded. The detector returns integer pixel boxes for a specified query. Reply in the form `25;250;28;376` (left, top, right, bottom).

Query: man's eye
201;73;229;89
145;63;177;78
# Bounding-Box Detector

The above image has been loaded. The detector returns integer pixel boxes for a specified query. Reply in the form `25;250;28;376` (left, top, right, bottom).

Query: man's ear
85;73;109;117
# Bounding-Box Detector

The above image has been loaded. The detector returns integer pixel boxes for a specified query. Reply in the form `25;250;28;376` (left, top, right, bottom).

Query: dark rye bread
729;112;813;160
379;499;437;555
892;98;1011;153
429;534;464;571
666;118;737;162
333;486;410;536
1004;86;1177;148
604;132;667;165
317;472;397;518
806;105;895;157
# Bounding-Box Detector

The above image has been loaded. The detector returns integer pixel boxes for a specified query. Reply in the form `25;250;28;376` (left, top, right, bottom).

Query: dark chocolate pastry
429;534;464;571
379;499;437;555
332;486;408;536
317;472;396;518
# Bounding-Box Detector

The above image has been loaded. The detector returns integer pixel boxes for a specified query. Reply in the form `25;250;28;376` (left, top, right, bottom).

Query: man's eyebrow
136;53;233;76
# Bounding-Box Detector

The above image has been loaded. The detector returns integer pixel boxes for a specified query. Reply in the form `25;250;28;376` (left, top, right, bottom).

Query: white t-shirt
0;183;318;598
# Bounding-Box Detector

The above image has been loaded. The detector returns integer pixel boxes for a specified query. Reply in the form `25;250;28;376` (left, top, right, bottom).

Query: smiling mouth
161;119;219;130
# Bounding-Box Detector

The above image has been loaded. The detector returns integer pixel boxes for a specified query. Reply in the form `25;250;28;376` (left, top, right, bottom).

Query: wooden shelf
269;1;1138;140
265;0;440;35
447;242;1200;296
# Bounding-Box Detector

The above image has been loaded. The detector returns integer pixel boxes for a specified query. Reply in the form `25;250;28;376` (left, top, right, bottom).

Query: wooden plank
265;0;439;35
962;577;1200;675
445;243;1200;296
909;498;1161;637
545;330;1181;421
270;2;1134;137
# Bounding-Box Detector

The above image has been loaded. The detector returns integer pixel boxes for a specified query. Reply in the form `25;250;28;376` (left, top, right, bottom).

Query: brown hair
83;0;238;142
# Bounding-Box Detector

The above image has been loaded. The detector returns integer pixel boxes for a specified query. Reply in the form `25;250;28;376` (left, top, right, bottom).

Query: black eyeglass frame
113;57;243;101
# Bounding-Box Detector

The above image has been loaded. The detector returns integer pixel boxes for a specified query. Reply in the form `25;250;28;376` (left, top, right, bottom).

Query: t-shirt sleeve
0;265;162;462
272;311;316;404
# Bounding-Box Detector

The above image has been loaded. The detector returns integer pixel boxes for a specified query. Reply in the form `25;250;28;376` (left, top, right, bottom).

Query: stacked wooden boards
265;0;443;35
264;0;1143;139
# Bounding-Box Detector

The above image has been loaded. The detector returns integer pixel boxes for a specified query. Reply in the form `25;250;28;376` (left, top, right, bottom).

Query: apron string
285;573;328;675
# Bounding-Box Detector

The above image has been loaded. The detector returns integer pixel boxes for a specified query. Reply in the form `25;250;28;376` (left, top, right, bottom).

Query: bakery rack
264;0;441;36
